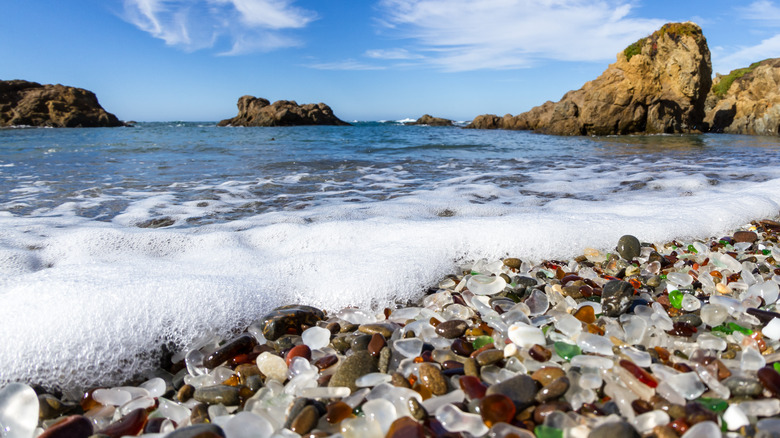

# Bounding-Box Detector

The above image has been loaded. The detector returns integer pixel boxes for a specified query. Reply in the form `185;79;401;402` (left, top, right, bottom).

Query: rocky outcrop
0;80;123;128
704;58;780;135
467;22;712;135
405;114;453;126
218;96;349;127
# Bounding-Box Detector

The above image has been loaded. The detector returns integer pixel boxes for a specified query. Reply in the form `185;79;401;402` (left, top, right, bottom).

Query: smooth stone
617;235;641;261
391;372;412;388
535;376;569;403
723;375;763;397
733;231;758;243
588;420;640;438
261;305;325;341
672;314;703;327
419;363;449;395
503;258;522;269
97;408;148;438
351;334;373;351
0;383;39;438
358;323;398;338
408;397;428;421
235;364;262;386
331;335;351;353
285;344;312;366
328;350;378;392
485;374;538;411
464;358;479;377
190;403;211;424
193;385;241;406
203;334;255;369
166;424;226;438
176;384;195;402
290;405;319;435
378;346;391;373
533;400;572;425
531;367;566;386
601;280;634;317
367;333;386;357
39;415;93;438
476;349;504;367
435;320;468;339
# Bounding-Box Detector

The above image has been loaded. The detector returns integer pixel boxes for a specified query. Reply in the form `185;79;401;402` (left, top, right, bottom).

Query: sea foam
1;172;780;391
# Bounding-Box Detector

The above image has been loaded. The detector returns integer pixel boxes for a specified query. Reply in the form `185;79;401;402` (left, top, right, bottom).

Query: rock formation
467;22;712;135
218;96;349;127
405;114;453;126
704;58;780;135
0;80;123;128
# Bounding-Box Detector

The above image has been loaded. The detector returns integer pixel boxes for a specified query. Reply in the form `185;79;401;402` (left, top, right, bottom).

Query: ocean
2;122;780;392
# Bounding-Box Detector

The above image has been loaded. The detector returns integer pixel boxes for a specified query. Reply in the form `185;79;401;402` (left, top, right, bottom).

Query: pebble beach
4;217;780;438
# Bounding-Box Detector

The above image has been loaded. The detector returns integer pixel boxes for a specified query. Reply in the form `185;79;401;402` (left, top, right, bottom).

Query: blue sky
1;0;779;122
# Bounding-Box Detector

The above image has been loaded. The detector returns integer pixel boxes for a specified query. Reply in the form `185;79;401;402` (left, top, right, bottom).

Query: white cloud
740;0;780;23
374;0;667;71
364;48;423;60
711;1;780;73
121;0;316;53
306;60;387;71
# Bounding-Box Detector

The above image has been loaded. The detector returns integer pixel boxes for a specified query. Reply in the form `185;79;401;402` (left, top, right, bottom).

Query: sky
1;0;779;122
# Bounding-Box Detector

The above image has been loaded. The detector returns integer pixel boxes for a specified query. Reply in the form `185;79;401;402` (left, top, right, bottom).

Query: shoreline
7;216;780;437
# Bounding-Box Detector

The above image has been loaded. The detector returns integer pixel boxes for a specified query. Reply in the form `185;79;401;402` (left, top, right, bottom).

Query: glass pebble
507;321;545;348
394;338;423;358
666;372;706;400
525;289;549;316
0;383;38;438
222;411;274;438
667;272;693;286
681;294;701;311
362;398;397;435
257;352;288;382
467;275;506;295
93;388;132;406
156;397;190;424
680;420;720;438
139;377;167;398
764;318;780;340
356;373;393;388
723;404;749;431
576;332;613;356
341;416;384;438
741;346;766;371
435;403;489;437
633;410;670;434
301;326;331;350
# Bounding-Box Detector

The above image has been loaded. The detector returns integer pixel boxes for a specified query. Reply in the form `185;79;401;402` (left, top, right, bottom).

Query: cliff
218;96;350;127
0;80;123;128
704;58;780;135
467;22;712;136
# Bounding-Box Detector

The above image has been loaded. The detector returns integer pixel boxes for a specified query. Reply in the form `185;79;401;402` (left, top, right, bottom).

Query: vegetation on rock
712;60;766;97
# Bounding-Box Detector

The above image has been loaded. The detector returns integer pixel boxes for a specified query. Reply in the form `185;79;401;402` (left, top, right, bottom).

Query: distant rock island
705;58;780;135
218;96;349;127
468;22;713;135
0;80;123;128
406;114;453;126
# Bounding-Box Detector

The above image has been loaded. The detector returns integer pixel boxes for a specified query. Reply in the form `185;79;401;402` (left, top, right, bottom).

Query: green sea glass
554;341;580;361
534;425;563;438
473;336;494;350
669;290;683;309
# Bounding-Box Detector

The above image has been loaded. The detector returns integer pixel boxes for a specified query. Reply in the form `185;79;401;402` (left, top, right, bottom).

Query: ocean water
2;122;780;391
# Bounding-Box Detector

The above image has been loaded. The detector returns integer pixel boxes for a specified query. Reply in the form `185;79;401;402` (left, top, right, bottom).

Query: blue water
2;122;780;391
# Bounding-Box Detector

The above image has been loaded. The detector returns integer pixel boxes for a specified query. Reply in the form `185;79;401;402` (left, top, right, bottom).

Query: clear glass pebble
223;411;274;438
257;351;288;382
666;272;693;286
507;321;545;348
341;416;383;438
737;399;780;417
435;403;489;436
0;383;38;438
93;388;132;406
700;304;729;327
139;377;167;398
681;294;701;311
723;404;749;430
301;326;331;350
757;418;780;433
488;422;536;438
680;420;720;438
741;346;766;371
763;317;780;340
632;410;670;434
525;289;549;316
746;281;780;305
356;373;393;388
185;349;207;376
467;275;506;295
394;338;423;358
576;332;614;356
298;386;351;399
667;372;706;400
362;398;397;435
554;313;582;337
156;397;191;424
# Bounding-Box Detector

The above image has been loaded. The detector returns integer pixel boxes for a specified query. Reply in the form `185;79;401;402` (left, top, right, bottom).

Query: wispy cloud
364;48;423;60
372;0;666;71
306;60;387;71
121;0;316;54
712;1;780;73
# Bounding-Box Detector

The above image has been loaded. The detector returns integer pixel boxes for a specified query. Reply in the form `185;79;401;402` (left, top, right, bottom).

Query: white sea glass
435;404;489;436
301;326;331;350
467;275;506;295
0;383;38;438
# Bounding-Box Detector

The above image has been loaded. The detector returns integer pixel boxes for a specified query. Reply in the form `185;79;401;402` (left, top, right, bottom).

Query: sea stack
467;22;712;135
705;58;780;135
218;96;350;127
0;80;124;128
406;114;454;126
